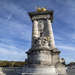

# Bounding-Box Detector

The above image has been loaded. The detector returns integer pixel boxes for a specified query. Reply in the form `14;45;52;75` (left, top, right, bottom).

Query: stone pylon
22;8;67;75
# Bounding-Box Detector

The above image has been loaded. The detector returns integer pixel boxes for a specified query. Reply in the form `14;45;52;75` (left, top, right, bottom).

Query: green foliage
0;61;26;67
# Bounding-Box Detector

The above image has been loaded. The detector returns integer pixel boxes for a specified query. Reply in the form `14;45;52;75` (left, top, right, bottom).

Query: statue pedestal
22;65;58;75
22;64;67;75
22;48;67;75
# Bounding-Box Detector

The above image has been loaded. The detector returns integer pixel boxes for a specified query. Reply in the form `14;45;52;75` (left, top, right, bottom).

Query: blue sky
0;0;75;64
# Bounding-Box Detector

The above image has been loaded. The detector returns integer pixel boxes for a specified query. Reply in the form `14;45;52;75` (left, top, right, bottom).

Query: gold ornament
37;8;41;12
37;8;47;12
41;8;47;12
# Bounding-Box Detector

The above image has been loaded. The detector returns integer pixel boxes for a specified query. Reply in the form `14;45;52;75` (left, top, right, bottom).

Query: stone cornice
29;10;53;22
26;48;60;55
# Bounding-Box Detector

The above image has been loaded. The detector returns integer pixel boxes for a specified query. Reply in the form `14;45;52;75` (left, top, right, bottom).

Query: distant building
67;62;75;75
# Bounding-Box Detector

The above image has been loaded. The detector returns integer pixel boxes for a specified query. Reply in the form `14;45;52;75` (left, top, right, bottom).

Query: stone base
23;48;67;75
22;64;67;75
56;63;67;75
22;65;58;75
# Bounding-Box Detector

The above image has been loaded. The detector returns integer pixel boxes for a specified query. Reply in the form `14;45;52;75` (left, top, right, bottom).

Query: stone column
32;20;39;47
47;19;55;48
32;20;39;38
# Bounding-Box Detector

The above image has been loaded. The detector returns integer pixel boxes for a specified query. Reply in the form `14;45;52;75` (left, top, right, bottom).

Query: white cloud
0;2;31;61
56;44;75;63
0;4;32;41
65;56;75;64
0;42;26;61
57;44;75;51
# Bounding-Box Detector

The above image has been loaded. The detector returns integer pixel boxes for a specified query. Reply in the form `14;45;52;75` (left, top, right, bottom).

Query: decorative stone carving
32;36;49;49
32;15;50;20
